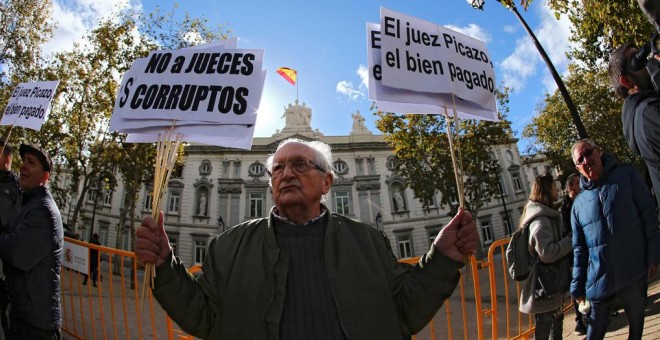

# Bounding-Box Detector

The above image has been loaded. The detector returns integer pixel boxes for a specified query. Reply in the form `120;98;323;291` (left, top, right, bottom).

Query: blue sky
45;0;574;152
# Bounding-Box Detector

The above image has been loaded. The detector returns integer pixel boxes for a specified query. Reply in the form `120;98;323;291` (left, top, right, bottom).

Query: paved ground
560;278;660;340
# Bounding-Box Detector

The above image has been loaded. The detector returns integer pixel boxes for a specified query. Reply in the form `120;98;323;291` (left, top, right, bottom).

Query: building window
532;167;539;177
498;175;508;196
397;234;414;259
87;187;97;203
249;192;264;218
103;190;112;206
427;230;439;247
512;173;524;192
481;219;493;244
333;160;349;175
194;240;206;265
422;194;438;209
144;191;153;212
99;226;109;246
121;230;131;250
334;191;351;215
168;192;181;214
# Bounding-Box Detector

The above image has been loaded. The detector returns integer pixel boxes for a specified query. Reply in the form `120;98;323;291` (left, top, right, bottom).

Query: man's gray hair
570;138;600;164
266;138;336;202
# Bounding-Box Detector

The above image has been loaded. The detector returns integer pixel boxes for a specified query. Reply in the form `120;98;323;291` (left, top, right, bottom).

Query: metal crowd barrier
61;236;574;339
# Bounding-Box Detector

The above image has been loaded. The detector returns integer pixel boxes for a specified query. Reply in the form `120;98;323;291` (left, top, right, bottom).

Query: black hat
19;144;52;172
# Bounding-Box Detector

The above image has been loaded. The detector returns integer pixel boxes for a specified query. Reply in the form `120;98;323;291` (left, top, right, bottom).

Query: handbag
532;255;571;300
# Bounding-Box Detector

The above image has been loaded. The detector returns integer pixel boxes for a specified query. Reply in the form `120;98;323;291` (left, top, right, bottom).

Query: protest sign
1;81;59;130
126;128;254;150
113;48;264;124
367;22;497;121
379;7;497;113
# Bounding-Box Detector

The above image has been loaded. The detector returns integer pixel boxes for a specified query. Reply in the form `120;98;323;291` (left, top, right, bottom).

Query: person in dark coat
0;144;63;339
608;43;660;211
559;173;586;335
0;140;18;339
570;139;660;340
82;233;101;287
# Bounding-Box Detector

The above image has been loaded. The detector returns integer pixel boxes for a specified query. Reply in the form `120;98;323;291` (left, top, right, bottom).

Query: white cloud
357;64;369;90
336;80;364;101
444;24;491;43
498;3;574;93
503;25;517;34
500;35;540;91
43;0;139;55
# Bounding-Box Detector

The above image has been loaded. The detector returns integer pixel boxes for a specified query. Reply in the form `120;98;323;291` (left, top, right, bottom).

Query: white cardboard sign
1;81;60;130
379;8;497;113
367;22;498;121
113;48;264;124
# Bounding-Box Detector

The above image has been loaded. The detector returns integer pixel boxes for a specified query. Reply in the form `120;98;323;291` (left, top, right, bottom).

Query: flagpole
296;70;299;102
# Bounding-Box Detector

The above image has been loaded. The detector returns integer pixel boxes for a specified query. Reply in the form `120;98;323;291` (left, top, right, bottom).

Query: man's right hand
135;211;171;267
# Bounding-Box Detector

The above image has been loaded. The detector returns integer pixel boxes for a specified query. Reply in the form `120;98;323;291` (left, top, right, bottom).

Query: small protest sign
1;81;60;130
379;7;497;113
367;22;497;121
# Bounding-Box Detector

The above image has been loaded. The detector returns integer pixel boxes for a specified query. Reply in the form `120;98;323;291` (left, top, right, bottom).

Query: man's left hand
433;207;478;262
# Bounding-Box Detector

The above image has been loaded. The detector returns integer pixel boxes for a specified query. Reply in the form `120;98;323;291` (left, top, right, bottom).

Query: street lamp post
374;212;383;231
89;176;103;242
497;179;512;235
218;216;225;233
466;0;589;139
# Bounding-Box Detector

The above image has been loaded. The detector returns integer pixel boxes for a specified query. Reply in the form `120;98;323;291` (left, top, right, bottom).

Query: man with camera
608;42;660;210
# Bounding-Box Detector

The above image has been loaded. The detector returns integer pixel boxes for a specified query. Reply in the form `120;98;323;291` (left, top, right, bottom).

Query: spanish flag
277;67;297;86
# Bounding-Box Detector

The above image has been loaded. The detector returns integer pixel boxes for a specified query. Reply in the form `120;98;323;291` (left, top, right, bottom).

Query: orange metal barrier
61;237;164;340
63;237;574;339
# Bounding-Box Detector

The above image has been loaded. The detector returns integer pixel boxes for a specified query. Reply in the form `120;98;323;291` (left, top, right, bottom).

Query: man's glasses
575;148;596;166
267;158;325;177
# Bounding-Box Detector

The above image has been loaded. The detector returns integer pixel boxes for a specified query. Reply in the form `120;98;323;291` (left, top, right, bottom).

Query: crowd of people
4;4;660;336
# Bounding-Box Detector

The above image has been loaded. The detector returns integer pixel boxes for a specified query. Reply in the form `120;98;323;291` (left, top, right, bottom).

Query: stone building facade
63;101;540;267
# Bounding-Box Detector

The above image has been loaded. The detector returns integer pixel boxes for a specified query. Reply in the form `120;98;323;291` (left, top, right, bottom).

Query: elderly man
569;139;660;340
0;144;63;339
136;138;478;339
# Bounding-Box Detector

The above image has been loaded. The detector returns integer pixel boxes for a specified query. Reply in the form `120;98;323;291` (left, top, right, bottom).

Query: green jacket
154;211;462;339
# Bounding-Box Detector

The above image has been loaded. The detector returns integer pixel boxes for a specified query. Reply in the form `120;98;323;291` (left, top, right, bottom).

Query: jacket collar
22;186;47;205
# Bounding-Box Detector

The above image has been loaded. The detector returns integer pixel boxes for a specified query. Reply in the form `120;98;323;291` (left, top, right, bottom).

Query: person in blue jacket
570;139;660;340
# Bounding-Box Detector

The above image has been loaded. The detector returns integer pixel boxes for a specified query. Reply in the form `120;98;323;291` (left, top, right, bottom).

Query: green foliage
375;88;513;217
525;0;648;183
0;0;55;84
523;65;644;176
547;0;653;69
0;4;230;234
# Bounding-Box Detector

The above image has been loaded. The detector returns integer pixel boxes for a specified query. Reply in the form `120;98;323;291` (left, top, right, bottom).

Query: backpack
505;224;536;281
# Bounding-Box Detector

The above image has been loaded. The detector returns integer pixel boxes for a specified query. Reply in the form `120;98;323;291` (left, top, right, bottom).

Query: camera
630;31;660;71
630;31;660;90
